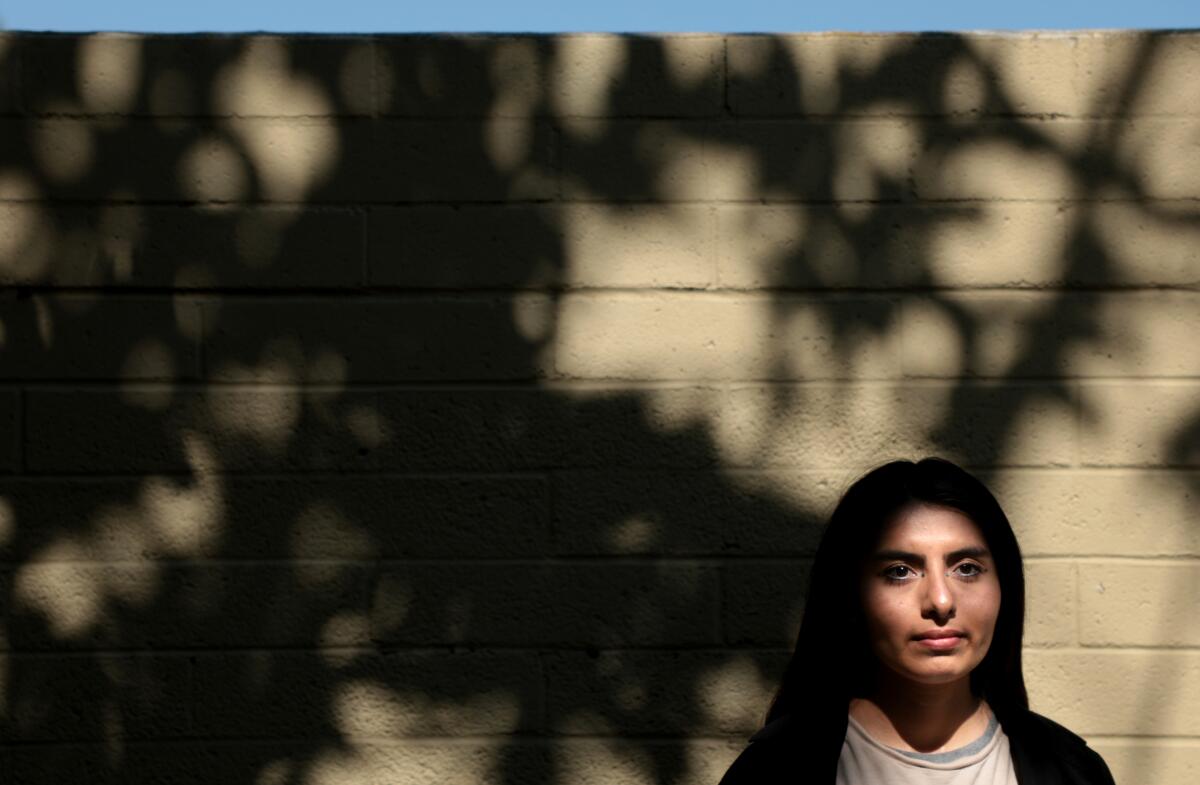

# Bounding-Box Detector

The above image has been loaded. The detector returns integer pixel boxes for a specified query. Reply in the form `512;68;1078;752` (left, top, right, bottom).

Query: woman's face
859;503;1001;688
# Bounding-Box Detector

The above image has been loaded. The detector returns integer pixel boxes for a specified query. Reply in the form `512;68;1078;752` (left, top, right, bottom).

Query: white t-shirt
836;710;1018;785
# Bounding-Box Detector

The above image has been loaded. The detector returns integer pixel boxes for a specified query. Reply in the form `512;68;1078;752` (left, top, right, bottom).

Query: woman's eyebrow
947;546;991;562
871;546;992;565
872;549;924;564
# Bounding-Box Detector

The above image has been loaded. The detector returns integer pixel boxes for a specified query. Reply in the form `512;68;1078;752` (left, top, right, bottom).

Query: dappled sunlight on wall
0;28;1197;785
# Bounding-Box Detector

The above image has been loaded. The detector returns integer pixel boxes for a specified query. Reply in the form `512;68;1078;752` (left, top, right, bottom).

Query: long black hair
765;457;1029;727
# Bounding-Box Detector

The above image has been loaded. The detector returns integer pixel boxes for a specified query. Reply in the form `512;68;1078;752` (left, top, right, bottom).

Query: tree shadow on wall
0;30;1196;785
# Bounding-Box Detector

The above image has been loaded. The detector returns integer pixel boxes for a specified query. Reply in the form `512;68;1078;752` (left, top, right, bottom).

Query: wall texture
0;30;1198;784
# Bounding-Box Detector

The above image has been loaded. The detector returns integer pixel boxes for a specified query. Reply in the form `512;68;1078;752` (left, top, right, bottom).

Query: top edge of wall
2;29;1200;40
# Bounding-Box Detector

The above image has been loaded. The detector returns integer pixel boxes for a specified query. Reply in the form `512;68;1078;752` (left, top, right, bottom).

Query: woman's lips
913;632;966;650
915;635;964;650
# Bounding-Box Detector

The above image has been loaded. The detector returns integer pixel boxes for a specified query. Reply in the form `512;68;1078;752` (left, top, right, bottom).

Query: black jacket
718;707;1116;785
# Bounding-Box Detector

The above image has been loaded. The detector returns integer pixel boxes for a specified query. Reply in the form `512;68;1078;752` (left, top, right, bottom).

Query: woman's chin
895;660;975;686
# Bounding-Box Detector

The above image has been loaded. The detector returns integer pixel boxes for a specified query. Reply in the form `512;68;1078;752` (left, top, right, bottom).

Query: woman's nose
922;569;956;621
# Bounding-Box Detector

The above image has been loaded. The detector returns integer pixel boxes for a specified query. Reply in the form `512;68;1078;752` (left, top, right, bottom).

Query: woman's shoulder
1006;710;1116;785
717;712;847;785
1009;709;1089;745
717;714;802;784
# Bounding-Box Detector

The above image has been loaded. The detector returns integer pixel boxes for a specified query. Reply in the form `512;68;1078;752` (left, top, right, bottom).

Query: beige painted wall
0;30;1197;784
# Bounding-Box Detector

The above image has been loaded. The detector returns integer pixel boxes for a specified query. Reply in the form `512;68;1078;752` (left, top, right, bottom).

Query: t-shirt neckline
845;708;1002;770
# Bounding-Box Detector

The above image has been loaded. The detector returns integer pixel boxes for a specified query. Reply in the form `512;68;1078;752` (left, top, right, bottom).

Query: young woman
718;458;1115;785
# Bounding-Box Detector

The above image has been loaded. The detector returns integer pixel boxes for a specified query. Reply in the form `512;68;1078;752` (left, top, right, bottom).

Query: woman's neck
849;675;988;753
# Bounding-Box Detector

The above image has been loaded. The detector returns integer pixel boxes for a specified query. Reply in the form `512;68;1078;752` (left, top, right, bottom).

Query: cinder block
0;116;372;203
723;383;906;469
0;205;49;286
725;382;1075;469
1077;32;1200;117
4;654;190;741
558;386;732;469
11;742;223;785
370;562;720;646
961;34;1096;117
1077;382;1200;467
9;562;368;649
376;35;551;117
373;385;729;471
1025;649;1200;736
561;120;712;201
729;34;908;117
370;204;717;289
19;34;152;115
728;33;1086;117
0;390;17;472
904;202;1080;289
913;123;1080;201
992;470;1200;557
138;117;372;203
915;118;1200;201
900;293;1065;378
722;561;810;647
716;204;914;289
298;740;552;785
193;650;543;738
549;35;724;118
0;295;200;380
716;200;1200;291
1024;561;1077;647
552;470;826;556
24;389;176;473
368;205;561;288
720;120;916;201
554;740;745;785
0;477;150;561
24;205;362;288
0;35;19;115
1070;292;1200;377
909;201;1200;289
1;204;365;288
24;386;359;474
221;475;549;558
11;740;548;785
711;120;919;201
558;204;716;288
901;292;1200;379
1079;563;1200;647
1091;200;1200;287
371;388;567;471
19;34;373;117
545;650;787;736
1090;739;1200;785
186;118;370;203
555;294;899;380
369;119;556;201
895;382;1077;467
201;36;375;117
383;34;725;118
25;383;352;474
203;297;553;382
1115;118;1200;199
0;474;548;560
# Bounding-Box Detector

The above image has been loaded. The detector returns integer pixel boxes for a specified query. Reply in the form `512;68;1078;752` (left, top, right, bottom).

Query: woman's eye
954;562;984;578
883;565;915;581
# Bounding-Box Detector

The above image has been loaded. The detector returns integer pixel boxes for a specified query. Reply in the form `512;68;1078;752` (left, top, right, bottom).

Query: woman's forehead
874;503;987;550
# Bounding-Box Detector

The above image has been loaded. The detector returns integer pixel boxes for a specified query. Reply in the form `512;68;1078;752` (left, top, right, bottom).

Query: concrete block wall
0;30;1197;784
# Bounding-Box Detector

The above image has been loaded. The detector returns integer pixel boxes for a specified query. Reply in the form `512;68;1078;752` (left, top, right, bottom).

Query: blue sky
3;0;1199;33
